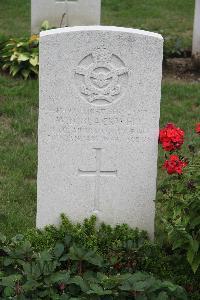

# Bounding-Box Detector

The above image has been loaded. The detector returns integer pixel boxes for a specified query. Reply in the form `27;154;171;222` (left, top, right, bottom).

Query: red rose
163;155;188;175
159;123;184;151
195;123;200;135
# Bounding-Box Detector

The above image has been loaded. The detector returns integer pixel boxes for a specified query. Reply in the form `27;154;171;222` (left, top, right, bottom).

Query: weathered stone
37;26;163;238
31;0;101;33
192;0;200;67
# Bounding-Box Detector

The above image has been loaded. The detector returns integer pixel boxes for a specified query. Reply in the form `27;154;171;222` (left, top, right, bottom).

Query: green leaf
136;296;148;300
60;295;71;300
17;42;24;47
87;283;113;296
86;254;104;267
190;216;200;228
41;20;50;31
172;239;186;250
1;274;22;287
10;53;18;61
48;271;70;284
132;280;149;292
2;63;11;70
187;247;195;266
69;276;90;292
0;233;6;243
30;66;39;75
157;291;169;300
54;242;65;258
30;55;38;66
3;258;13;267
11;234;24;243
190;239;199;253
3;286;14;297
18;53;29;62
22;279;41;291
64;235;72;246
68;245;85;261
191;254;200;273
10;64;20;77
21;69;30;80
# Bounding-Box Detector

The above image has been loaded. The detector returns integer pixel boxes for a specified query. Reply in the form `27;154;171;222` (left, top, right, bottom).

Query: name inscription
44;107;157;143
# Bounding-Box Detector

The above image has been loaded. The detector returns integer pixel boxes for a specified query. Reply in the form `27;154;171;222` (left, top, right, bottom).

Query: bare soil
164;57;200;82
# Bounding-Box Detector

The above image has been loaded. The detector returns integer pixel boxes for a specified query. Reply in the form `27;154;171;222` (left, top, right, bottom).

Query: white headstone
193;0;200;63
37;26;163;238
31;0;101;34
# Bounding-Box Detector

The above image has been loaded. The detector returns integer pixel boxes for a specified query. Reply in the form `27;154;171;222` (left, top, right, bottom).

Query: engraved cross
78;148;117;213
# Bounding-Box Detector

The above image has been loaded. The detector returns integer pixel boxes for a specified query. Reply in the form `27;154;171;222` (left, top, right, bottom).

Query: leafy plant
164;35;187;59
0;35;39;79
40;20;54;31
156;30;190;60
26;214;148;254
0;229;187;299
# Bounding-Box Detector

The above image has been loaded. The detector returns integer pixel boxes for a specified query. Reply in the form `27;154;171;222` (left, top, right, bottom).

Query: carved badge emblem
75;48;129;106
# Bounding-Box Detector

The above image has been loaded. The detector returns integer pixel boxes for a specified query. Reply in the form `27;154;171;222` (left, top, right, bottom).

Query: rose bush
158;123;200;273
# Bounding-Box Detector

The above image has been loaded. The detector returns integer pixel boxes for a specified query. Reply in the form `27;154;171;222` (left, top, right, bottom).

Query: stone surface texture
31;0;101;33
192;0;200;59
37;26;163;238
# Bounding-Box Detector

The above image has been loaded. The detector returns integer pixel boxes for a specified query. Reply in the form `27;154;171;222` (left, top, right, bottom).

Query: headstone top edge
40;25;163;41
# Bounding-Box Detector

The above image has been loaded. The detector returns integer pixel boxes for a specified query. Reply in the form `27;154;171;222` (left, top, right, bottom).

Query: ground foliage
0;216;188;299
12;216;200;299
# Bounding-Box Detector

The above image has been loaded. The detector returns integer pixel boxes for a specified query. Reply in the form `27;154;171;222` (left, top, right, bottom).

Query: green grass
0;0;30;37
161;81;200;130
102;0;194;49
0;0;195;49
0;0;199;237
0;75;38;236
0;74;199;237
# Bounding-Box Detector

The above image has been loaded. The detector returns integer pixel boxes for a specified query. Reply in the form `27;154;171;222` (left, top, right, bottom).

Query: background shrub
0;35;39;79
